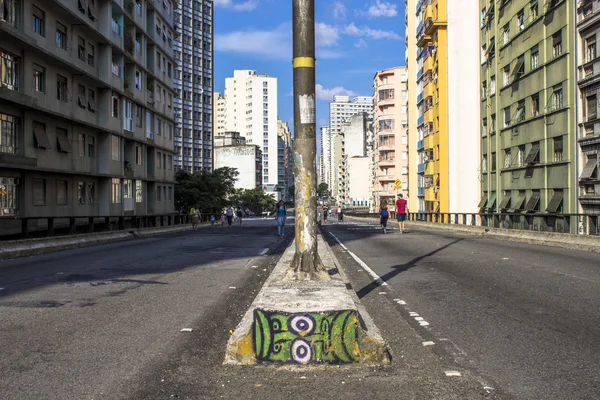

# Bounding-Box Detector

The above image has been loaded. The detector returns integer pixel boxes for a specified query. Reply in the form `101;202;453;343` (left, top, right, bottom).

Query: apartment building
173;0;213;173
320;126;332;188
214;135;262;190
213;91;225;138
576;0;600;233
405;0;419;209
0;0;176;235
223;70;278;196
329;95;373;136
373;67;408;209
479;0;577;230
277;120;293;200
415;0;480;214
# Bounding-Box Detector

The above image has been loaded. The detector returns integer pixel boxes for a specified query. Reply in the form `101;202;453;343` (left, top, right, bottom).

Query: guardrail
343;210;600;236
0;213;213;240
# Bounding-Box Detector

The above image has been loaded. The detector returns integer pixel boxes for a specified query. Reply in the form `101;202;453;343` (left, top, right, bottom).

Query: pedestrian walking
210;215;215;227
190;207;199;230
337;206;343;223
275;200;287;237
395;193;408;233
380;200;389;234
226;207;234;227
236;208;243;226
323;206;328;224
220;214;226;227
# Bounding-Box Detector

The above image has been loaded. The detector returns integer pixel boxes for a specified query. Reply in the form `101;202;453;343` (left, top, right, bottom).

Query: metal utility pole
291;0;320;277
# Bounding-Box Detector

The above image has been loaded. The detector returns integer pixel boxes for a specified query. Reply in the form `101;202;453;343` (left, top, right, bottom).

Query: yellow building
413;0;481;214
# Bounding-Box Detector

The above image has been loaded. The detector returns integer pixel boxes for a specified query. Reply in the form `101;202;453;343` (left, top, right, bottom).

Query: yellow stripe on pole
292;57;316;68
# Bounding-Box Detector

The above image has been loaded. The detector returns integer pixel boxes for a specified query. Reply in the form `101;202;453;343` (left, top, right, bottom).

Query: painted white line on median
422;341;435;346
259;248;269;256
328;231;388;287
444;371;462;377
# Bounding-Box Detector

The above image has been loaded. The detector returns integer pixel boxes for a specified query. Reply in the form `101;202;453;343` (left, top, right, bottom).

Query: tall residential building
576;0;600;232
320;126;332;189
405;0;419;208
416;0;480;214
213;91;226;139
373;67;408;209
329;95;373;136
0;0;177;236
277;120;293;200
173;0;213;173
224;70;278;196
479;0;576;228
334;113;370;205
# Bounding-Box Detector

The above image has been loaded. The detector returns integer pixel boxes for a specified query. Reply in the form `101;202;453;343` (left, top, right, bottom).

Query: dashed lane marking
259;248;269;256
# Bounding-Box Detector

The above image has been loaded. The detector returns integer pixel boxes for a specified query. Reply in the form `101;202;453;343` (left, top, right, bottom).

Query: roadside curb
345;215;600;254
0;223;200;260
224;235;391;366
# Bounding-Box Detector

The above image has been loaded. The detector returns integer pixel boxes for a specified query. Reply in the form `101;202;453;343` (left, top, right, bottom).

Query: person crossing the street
396;193;408;233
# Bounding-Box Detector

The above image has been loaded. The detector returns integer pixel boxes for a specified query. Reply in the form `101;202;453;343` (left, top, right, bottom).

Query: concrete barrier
224;235;390;365
0;224;195;260
346;215;600;254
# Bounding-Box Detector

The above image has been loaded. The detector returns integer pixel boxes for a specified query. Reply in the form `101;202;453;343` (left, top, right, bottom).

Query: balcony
417;67;424;81
379;158;395;167
378;175;396;182
578;61;600;88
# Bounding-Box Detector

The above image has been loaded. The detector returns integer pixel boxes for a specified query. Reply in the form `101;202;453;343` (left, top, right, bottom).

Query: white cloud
354;39;368;49
315;84;355;101
344;23;401;40
367;0;397;18
213;0;258;12
315;22;339;47
331;2;348;19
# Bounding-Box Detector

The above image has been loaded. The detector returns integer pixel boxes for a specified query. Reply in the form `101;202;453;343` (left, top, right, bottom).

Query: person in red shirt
395;193;408;233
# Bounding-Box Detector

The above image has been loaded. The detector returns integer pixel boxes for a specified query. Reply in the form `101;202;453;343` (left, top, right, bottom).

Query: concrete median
224;234;391;366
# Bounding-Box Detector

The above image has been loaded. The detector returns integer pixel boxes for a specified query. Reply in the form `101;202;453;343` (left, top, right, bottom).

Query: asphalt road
322;218;600;400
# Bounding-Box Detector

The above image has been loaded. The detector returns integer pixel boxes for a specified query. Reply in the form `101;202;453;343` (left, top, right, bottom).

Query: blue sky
213;0;406;135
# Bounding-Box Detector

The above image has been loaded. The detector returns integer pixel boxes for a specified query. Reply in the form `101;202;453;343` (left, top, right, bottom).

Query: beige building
372;66;409;209
213;92;226;139
0;0;177;236
348;156;371;207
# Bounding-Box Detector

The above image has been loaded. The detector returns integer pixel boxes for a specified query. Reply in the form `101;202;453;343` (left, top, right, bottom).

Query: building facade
223;70;278;195
213;91;225;139
348;156;371;207
214;144;262;190
576;0;600;233
479;0;577;230
405;0;419;210
373;67;408;209
277;120;293;200
0;0;176;235
173;0;213;173
416;0;480;214
329;95;373;136
319;126;332;191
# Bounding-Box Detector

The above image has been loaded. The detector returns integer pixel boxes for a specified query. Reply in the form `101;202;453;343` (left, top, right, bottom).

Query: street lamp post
291;0;320;277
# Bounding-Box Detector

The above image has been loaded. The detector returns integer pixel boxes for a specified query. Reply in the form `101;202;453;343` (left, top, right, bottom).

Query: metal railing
343;210;600;236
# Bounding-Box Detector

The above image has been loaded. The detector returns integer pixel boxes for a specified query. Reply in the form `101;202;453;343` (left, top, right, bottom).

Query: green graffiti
253;309;359;364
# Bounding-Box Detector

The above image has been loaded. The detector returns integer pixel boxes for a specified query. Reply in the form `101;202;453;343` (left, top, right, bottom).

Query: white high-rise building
329;95;373;136
174;0;214;173
320;126;332;188
224;70;278;191
213;92;226;138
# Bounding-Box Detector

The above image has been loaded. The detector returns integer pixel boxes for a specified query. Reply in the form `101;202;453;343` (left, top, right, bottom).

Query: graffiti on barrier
253;309;359;364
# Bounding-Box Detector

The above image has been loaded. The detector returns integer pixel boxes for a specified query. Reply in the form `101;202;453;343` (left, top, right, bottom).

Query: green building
479;0;577;232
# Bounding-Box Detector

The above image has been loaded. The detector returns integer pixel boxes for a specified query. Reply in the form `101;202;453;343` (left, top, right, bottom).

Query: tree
174;167;239;215
230;188;277;215
317;183;329;198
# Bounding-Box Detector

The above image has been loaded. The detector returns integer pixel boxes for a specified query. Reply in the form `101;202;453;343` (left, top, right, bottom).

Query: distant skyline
213;0;406;142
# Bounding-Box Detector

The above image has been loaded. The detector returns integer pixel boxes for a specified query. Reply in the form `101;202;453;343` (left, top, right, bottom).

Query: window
56;127;71;153
0;49;19;91
587;94;597;121
135;144;142;165
503;66;510;86
157;152;162;168
517;145;525;167
112;18;120;35
56;180;68;205
77;181;85;203
553;136;563;162
32;178;46;206
503;107;511;127
530;45;539;69
111;178;121;203
587;36;597;62
87;43;95;66
0;112;19;154
33;6;45;37
552;31;562;58
123;99;133;131
504;149;512;169
490;76;496;95
167;155;172;170
135;69;142;90
111;61;120;76
56;22;67;50
530;0;538;20
517;9;524;31
503;24;510;44
531;92;540;117
511;55;525;81
56;74;67;101
156;185;162;201
551;84;563;111
515;101;526;122
77;84;86;109
78;133;85;156
88;136;95;157
77;36;86;61
33;64;45;93
88;0;97;21
0;0;18;26
33;121;51;149
136;180;143;202
112;95;119;118
135;104;143;127
87;182;95;203
87;88;96;111
168;187;172;201
491;152;497;172
111;135;121;161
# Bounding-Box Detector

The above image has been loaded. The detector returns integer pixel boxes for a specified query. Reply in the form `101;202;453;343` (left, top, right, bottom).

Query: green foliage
174;167;239;215
230;188;277;214
318;182;329;197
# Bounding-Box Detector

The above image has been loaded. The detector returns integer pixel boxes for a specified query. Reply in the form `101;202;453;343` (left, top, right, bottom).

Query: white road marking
180;328;193;332
422;341;435;346
328;231;388;287
419;321;430;326
228;287;236;290
409;312;419;316
397;300;406;305
259;248;269;256
444;371;462;377
378;292;387;295
415;317;424;321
